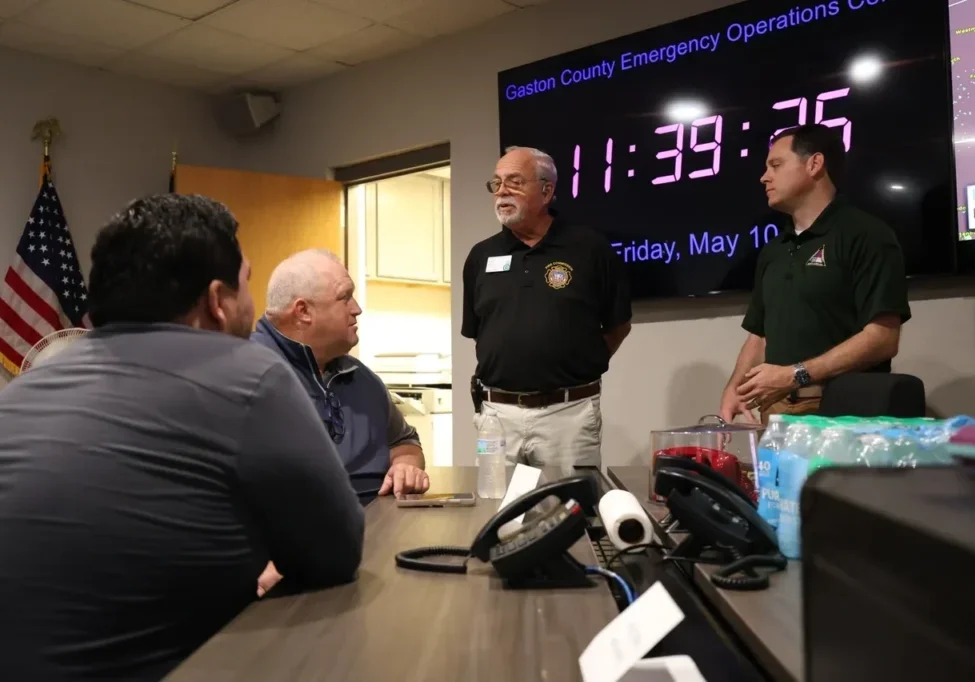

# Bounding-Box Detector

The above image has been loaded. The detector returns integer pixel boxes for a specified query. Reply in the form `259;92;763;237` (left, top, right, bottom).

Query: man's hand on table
378;462;430;498
257;561;282;598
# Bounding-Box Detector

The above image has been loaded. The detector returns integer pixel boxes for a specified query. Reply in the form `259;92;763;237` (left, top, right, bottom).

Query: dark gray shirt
0;323;365;682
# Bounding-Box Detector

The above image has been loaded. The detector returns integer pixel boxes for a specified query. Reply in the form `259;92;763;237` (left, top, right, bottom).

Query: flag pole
169;137;179;193
31;117;60;185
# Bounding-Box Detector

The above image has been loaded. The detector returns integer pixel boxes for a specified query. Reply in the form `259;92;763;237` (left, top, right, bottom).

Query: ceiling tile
202;0;370;51
123;0;240;20
141;23;294;74
0;20;123;66
102;52;227;90
0;0;39;19
307;24;421;65
309;0;428;23
385;0;514;38
16;0;188;50
241;52;345;89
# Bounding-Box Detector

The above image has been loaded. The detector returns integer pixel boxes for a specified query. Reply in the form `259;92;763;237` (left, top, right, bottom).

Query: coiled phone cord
394;546;472;574
709;547;788;591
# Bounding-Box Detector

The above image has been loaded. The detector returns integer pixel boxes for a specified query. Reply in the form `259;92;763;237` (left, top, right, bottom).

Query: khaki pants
474;396;602;474
760;396;822;425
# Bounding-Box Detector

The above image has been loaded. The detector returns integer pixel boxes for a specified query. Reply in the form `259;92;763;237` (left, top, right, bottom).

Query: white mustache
495;200;516;210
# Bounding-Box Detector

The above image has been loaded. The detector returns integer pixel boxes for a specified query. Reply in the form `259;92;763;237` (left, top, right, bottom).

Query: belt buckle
517;393;527;407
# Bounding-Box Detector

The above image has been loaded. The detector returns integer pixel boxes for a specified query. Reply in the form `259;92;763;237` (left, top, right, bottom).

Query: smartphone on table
395;493;476;508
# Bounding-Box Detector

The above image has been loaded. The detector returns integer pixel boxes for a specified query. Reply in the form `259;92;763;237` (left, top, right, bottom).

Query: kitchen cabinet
365;173;450;286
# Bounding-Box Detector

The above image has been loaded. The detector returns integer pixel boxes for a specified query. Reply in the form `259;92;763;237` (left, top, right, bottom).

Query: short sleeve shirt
461;218;632;392
742;198;911;371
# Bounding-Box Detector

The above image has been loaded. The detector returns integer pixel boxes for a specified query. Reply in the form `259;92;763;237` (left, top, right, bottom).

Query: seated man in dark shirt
0;194;365;682
251;249;430;501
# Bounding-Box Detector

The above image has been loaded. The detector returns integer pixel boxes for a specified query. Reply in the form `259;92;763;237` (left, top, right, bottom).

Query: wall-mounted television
498;0;956;300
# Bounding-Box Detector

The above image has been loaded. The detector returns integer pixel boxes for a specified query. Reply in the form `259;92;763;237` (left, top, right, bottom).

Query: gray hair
504;146;558;185
265;248;343;315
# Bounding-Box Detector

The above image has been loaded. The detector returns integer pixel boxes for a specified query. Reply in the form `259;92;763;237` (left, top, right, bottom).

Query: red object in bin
651;445;757;504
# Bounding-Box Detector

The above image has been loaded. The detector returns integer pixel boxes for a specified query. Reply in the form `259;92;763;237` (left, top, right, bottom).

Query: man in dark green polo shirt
719;124;911;424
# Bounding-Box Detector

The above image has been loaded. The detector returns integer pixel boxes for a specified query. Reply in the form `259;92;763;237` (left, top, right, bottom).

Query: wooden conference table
608;466;804;682
166;467;619;682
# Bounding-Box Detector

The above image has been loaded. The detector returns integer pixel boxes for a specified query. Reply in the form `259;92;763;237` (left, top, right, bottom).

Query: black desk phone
395;475;600;589
654;457;786;591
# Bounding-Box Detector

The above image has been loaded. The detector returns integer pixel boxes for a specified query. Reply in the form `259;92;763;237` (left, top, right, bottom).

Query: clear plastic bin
650;415;762;503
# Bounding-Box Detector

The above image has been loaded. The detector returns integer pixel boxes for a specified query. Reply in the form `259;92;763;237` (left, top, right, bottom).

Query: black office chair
819;372;926;418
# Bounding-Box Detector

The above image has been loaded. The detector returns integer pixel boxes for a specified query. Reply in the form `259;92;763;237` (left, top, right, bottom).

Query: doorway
346;164;453;466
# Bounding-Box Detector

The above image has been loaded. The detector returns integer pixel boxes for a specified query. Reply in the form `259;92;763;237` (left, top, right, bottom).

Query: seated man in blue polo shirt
252;249;430;502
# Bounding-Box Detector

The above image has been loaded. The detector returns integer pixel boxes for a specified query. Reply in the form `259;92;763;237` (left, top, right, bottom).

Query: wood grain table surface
165;466;618;682
607;466;803;682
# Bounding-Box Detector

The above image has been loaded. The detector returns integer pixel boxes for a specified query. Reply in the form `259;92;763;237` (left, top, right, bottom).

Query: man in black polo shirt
462;146;632;470
720;124;911;424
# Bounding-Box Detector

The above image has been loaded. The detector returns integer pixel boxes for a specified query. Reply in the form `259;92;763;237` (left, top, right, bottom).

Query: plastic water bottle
476;414;507;499
776;419;820;560
853;432;893;467
813;426;858;466
756;415;788;529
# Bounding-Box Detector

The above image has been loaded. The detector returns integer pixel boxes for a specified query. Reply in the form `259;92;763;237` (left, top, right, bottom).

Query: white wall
247;0;975;468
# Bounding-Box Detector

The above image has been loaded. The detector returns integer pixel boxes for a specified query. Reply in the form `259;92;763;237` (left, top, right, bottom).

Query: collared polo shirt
461;217;632;392
742;198;911;371
251;317;419;500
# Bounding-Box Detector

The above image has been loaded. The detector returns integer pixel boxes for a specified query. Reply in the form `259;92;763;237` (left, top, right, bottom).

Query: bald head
264;249;361;367
265;249;344;315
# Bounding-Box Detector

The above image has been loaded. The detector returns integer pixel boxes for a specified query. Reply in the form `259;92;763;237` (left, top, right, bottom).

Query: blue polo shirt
251;316;403;500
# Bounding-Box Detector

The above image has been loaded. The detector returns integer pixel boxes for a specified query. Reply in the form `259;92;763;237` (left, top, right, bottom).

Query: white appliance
389;388;453;466
373;353;453;467
371;352;451;387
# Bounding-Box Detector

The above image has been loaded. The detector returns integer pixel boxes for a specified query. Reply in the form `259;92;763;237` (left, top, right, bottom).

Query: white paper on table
496;463;542;537
579;582;686;682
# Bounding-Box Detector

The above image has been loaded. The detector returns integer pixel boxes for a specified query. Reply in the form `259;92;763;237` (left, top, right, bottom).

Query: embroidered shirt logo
544;261;573;289
806;246;826;267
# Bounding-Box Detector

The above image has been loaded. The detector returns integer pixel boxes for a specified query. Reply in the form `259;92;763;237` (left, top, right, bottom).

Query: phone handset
396;475;601;589
654;455;756;508
655;466;786;591
469;475;597;560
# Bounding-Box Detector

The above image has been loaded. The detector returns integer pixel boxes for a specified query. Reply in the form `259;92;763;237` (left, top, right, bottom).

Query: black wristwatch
792;363;811;387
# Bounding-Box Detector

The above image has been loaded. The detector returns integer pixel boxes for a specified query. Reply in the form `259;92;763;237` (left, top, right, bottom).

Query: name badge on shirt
485;255;512;273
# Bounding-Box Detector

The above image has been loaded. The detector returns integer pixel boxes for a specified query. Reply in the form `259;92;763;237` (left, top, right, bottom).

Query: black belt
484;382;600;409
787;385;824;403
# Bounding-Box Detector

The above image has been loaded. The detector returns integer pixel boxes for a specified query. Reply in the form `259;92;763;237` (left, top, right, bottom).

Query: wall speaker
217;91;281;138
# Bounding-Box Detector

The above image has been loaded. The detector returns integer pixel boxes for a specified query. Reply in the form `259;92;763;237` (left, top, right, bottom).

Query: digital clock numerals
652;116;723;185
652;123;684;185
770;88;852;151
569;87;851;197
689;115;722;179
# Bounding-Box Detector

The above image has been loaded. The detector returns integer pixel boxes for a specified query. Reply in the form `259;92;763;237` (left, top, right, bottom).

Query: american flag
0;167;89;375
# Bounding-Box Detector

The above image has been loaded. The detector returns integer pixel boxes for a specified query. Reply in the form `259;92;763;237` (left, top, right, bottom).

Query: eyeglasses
486;175;535;194
322;389;345;444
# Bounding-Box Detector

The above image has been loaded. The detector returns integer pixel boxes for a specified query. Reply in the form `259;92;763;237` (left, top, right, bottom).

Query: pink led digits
689;115;723;179
815;88;852;151
652;123;684;185
604;138;614;193
572;144;581;198
771;97;808;141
